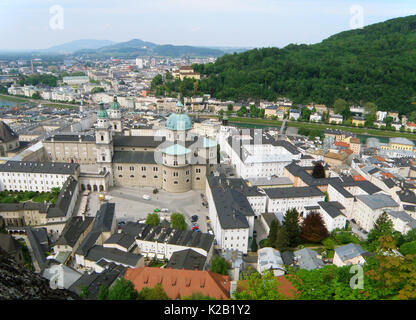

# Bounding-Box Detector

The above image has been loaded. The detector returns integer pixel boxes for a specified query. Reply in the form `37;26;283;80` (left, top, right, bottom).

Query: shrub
322;237;336;250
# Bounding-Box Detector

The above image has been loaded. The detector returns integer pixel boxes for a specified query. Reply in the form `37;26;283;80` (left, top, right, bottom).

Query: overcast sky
1;0;415;50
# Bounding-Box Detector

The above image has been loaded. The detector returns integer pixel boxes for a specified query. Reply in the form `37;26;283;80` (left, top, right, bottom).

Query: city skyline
1;0;416;51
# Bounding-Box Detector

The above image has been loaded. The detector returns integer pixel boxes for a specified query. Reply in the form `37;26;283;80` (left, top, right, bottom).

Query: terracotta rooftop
381;172;394;179
352;175;366;182
373;156;386;162
124;267;231;300
334;141;350;148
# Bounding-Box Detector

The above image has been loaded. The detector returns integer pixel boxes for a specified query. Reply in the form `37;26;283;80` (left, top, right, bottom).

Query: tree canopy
170;213;187;231
282;208;301;247
300;212;329;243
210;255;229;275
145;213;160;226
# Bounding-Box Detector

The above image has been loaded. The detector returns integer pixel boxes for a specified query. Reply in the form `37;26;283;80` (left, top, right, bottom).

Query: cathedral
43;97;218;193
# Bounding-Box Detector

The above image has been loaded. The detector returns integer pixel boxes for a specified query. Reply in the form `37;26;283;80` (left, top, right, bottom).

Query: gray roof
26;227;47;271
207;176;255;230
396;189;416;204
294;248;324;270
0;201;49;213
166;249;207;270
0;161;79;175
318;201;345;219
47;176;78;218
45;134;95;142
0;121;18;142
85;245;143;267
264;186;325;199
285;162;340;187
356;194;399;210
247;176;293;187
104;232;135;250
54;216;94;247
385;209;416;229
113;135;164;148
123;222;214;253
113;151;156;164
76;202;115;256
0;233;21;253
334;243;367;262
390;137;414;146
68;263;126;299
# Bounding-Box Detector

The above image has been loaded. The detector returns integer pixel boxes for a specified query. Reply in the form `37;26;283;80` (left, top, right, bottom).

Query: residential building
333;243;371;267
124;267;231;300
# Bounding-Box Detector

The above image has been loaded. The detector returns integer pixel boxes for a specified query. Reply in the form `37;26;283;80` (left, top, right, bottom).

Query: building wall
43;141;97;164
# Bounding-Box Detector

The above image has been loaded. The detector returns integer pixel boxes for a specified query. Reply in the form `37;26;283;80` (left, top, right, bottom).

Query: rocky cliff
0;248;80;300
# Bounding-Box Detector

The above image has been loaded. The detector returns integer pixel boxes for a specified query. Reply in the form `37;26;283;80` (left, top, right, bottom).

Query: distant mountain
42;39;115;54
75;38;225;58
194;15;416;115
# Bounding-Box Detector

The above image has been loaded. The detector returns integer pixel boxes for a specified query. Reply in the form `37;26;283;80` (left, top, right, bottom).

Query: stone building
43;100;217;193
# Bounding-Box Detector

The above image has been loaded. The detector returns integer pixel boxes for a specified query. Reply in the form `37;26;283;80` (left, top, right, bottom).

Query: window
173;172;178;177
117;166;122;170
119;175;123;178
154;176;158;179
196;168;201;173
153;167;158;172
101;135;104;141
174;181;178;184
142;175;146;178
130;166;134;171
102;156;105;161
130;175;134;178
173;160;178;166
141;167;146;171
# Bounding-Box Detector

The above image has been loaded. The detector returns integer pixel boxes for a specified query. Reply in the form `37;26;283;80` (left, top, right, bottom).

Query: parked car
161;208;169;213
205;216;210;220
142;195;151;200
191;215;198;222
192;225;199;231
253;230;257;238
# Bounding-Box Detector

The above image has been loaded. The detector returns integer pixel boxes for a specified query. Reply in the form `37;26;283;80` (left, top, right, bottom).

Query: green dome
110;96;121;110
176;100;184;107
97;102;108;119
165;112;192;131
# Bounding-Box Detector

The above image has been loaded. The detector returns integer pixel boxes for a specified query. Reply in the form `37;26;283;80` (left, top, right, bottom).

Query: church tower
108;95;123;135
95;101;114;182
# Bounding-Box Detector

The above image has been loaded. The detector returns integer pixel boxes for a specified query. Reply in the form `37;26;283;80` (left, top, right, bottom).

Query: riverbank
192;114;416;140
0;94;79;109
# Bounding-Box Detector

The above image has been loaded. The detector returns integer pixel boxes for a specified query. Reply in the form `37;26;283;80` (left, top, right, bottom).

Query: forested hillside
192;15;416;114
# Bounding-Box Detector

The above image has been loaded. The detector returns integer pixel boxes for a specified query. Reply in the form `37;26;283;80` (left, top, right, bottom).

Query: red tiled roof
124;267;231;300
352;175;366;182
381;172;394;179
334;141;350;148
373;156;386;162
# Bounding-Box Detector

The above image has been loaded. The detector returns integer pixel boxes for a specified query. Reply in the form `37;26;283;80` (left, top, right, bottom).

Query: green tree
91;87;105;94
251;238;258;252
79;285;90;299
275;226;290;251
32;92;41;99
138;283;170;300
366;212;395;252
97;283;109;300
210;255;229;275
399;240;416;256
107;278;139;300
234;269;291;300
268;220;279;247
283;208;301;247
333;99;348;115
170;213;187;231
181;292;216;300
145;213;160;226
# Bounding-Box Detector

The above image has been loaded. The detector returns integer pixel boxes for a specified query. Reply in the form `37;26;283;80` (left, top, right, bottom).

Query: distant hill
75;38;225;58
193;15;416;115
41;39;115;54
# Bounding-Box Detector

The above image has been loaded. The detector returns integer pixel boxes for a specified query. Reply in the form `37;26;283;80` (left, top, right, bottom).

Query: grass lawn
0;94;79;109
0;190;59;204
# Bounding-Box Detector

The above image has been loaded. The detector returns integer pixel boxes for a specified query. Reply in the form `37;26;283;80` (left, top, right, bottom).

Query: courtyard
85;186;210;232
